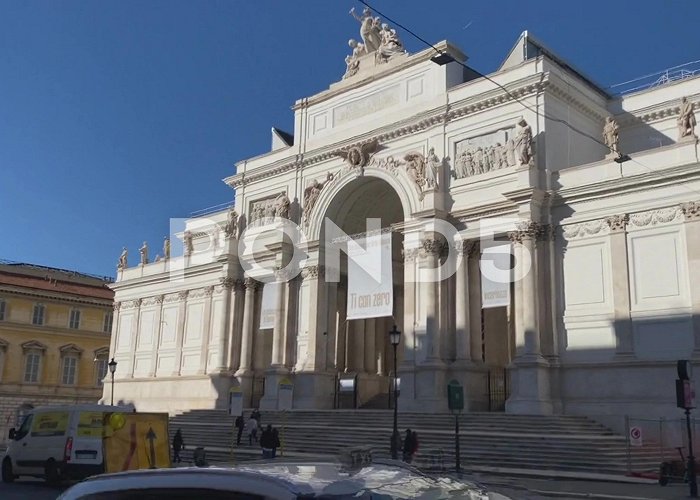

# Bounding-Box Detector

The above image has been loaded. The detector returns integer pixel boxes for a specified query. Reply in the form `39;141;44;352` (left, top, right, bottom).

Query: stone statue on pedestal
602;116;620;156
424;147;440;189
274;192;290;219
139;241;149;266
117;247;128;270
376;23;406;64
303;179;324;225
224;207;238;238
678;97;697;140
163;237;171;260
183;230;194;256
515;118;533;166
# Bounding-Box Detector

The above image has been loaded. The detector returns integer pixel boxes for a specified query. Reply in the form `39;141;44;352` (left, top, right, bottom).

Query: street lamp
108;358;118;406
389;325;401;460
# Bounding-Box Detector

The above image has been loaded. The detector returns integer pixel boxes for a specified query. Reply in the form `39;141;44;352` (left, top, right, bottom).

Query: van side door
11;414;34;474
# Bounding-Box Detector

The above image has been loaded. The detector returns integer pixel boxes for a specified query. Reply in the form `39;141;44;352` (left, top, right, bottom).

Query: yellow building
0;261;114;442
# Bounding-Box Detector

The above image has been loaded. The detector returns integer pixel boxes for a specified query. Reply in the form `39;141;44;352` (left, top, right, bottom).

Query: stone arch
306;167;420;242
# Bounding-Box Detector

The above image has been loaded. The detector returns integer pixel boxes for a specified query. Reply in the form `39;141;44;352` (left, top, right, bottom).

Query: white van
2;404;133;483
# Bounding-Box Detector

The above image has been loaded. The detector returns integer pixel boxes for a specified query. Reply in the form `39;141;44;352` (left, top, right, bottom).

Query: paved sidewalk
470;472;693;499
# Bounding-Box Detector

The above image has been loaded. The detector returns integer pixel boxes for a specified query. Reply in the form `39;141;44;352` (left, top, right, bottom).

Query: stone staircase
168;409;667;476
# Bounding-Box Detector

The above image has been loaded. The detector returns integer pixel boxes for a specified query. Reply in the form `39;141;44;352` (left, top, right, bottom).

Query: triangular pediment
60;343;83;356
21;340;47;352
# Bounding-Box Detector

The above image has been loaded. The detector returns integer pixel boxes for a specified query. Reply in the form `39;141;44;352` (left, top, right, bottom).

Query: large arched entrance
320;176;405;408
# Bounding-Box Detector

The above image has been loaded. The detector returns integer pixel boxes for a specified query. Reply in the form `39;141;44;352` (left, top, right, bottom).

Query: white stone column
681;202;700;354
172;293;187;376
226;279;245;372
506;221;552;415
605;214;634;356
467;243;483;362
454;241;474;362
128;299;142;378
149;296;164;377
326;281;339;371
335;283;347;372
402;250;417;364
270;271;288;368
198;286;214;374
421;238;443;362
235;278;258;375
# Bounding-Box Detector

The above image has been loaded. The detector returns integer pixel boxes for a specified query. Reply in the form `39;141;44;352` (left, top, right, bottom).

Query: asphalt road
0;478;67;500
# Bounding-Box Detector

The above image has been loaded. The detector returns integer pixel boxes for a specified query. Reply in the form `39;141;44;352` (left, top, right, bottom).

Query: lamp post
108;358;118;406
389;325;401;460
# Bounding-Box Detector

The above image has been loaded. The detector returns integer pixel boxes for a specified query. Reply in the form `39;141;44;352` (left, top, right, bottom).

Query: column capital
681;201;700;221
454;239;480;257
244;277;259;291
537;224;556;241
605;214;629;232
300;265;323;280
508;221;540;243
421;237;447;257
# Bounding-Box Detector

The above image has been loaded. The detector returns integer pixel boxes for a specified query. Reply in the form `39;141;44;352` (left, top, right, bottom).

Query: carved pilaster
219;277;236;290
113;302;121;311
537;224;556;241
605;214;629;233
204;286;214;297
681;202;700;221
177;290;189;301
454;239;479;257
421;238;447;256
154;295;164;304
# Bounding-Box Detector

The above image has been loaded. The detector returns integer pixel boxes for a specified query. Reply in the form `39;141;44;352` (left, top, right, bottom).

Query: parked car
57;459;511;499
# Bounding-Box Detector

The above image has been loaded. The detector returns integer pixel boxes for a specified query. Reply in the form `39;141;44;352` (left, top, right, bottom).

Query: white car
57;460;511;499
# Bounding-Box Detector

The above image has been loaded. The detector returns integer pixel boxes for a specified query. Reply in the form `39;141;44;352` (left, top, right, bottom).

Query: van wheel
2;458;15;483
44;459;60;484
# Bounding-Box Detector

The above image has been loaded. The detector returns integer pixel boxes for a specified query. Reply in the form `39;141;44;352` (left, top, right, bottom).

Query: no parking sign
629;426;643;447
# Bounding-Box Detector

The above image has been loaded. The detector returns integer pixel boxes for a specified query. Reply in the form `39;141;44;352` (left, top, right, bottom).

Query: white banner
347;231;393;320
480;243;511;309
259;282;278;329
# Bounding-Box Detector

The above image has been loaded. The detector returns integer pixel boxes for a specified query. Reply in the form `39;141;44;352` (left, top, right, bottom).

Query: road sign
278;377;293;411
629;426;643;447
104;412;171;472
228;386;243;417
447;379;464;412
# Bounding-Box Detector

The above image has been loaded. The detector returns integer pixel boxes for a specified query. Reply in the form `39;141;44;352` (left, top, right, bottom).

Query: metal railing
608;59;700;95
625;415;700;475
487;368;509;412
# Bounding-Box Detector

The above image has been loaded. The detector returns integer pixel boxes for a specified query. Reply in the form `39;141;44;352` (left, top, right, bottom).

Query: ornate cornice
177;290;189;300
605;214;629;233
163;292;181;303
121;299;142;310
227;76;549;189
681;201;700;221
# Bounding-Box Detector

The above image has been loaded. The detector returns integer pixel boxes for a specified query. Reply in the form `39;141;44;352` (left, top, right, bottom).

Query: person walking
272;427;281;458
260;424;275;459
245;416;258;446
402;428;415;463
251;408;261;424
172;429;185;464
235;414;244;446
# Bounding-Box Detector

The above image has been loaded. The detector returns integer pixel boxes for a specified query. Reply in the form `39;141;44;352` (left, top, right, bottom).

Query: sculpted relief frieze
562;220;609;240
452;119;534;180
628;207;682;228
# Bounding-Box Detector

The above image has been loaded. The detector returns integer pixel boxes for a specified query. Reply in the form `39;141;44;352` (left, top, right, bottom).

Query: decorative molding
188;287;213;300
562;219;609;240
681;201;700;221
141;296;161;307
155;295;164;304
227;77;550;189
121;299;142;310
300;265;323;280
421;238;447;257
219;277;236;290
177;290;189;300
605;214;629;233
164;293;181;304
94;346;110;357
454;239;479;257
113;302;121;311
628;207;682;228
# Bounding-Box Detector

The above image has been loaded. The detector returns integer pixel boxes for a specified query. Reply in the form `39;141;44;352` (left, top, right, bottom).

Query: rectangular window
103;311;113;333
95;358;108;386
69;309;81;329
62;356;77;385
32;304;45;326
0;299;5;321
24;353;40;383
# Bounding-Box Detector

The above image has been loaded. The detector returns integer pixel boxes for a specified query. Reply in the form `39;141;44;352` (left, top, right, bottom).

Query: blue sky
0;0;697;277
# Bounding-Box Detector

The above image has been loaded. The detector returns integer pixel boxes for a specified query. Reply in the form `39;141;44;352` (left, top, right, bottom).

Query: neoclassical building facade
106;28;700;426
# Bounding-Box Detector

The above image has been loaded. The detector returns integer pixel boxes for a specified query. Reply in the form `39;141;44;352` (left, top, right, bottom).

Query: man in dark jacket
235;414;245;445
172;429;184;463
260;424;275;459
272;427;281;458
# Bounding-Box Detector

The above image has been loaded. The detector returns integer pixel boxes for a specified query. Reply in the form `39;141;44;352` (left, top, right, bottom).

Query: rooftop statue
678;96;697;141
602;116;620;156
376;23;406;64
117;247;128;270
139;241;149;266
163;236;171;260
349;7;381;54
